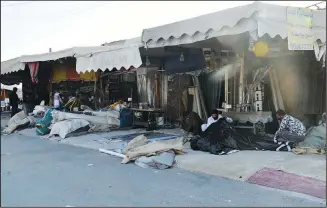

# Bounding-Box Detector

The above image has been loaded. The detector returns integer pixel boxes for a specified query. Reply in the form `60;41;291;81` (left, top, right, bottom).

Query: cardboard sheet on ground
121;137;184;164
122;134;147;154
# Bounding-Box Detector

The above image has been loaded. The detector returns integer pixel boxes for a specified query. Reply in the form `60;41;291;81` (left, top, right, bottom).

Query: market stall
141;2;326;129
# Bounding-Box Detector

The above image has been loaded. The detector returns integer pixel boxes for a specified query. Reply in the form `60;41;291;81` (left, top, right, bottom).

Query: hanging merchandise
27;62;40;83
79;71;100;81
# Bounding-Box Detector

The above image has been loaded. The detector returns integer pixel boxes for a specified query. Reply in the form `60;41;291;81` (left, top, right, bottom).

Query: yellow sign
253;41;269;57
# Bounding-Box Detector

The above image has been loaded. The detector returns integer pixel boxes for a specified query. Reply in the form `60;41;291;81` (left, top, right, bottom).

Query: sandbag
48;119;90;139
89;110;120;119
51;110;120;126
7;111;27;127
32;105;47;116
2;117;30;134
3;111;30;134
80;105;94;111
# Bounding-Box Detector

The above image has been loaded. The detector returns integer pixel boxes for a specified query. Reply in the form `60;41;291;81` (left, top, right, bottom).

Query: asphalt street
1;133;326;207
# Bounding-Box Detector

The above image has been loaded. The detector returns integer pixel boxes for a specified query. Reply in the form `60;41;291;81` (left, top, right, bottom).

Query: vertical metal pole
224;65;229;110
239;52;245;109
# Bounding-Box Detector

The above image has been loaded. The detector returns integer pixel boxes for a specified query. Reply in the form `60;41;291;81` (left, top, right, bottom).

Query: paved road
1;133;326;207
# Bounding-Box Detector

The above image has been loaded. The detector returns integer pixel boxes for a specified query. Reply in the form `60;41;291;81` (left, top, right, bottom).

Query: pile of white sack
48;108;121;139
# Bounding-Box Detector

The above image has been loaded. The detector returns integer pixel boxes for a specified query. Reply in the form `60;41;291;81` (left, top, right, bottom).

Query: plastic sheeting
297;122;326;149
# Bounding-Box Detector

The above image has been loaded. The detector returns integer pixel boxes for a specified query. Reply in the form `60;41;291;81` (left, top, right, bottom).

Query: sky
1;1;324;61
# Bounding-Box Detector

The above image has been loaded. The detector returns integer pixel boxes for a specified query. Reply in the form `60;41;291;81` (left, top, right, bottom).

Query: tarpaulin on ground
190;117;292;155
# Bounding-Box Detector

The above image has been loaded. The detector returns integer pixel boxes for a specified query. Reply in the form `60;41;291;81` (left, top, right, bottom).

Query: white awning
142;2;326;48
1;37;143;75
75;45;143;73
1;58;26;75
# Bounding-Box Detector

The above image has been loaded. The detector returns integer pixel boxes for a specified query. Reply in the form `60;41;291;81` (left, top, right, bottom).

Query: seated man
201;109;223;132
273;109;306;145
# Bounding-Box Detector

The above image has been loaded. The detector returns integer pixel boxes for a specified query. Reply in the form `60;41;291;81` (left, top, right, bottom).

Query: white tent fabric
76;45;143;73
1;83;23;99
1;58;26;75
142;2;326;48
1;38;143;75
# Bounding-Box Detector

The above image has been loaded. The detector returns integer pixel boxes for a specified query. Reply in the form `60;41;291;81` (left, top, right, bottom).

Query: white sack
32;105;47;115
90;110;120;119
7;111;27;127
51;110;120;126
114;104;126;111
3;111;30;134
49;119;90;139
80;105;94;111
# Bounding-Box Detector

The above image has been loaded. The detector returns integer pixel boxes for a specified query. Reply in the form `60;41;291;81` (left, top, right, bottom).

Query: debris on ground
292;113;326;155
98;133;184;170
135;150;176;169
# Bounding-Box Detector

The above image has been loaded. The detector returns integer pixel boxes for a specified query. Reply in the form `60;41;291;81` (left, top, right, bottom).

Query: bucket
156;117;164;126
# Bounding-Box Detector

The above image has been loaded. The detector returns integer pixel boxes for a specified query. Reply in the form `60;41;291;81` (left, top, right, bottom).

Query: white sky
1;1;323;61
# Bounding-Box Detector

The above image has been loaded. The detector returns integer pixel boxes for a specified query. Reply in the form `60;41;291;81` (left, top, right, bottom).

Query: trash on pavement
135;150;176;169
121;134;147;154
99;148;126;159
121;137;184;164
292;113;326;155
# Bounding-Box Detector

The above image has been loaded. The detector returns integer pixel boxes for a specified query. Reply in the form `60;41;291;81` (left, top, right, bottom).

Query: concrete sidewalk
4;126;326;199
177;146;326;182
13;127;325;181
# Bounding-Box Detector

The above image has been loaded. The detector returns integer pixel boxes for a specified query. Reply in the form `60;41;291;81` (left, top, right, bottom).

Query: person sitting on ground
201;109;223;132
273;109;306;145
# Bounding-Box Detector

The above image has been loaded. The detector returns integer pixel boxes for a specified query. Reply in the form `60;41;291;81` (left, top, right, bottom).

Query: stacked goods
64;97;81;111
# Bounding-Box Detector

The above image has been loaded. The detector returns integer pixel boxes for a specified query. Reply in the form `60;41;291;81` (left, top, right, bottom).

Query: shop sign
288;27;314;50
287;7;314;51
287;7;313;28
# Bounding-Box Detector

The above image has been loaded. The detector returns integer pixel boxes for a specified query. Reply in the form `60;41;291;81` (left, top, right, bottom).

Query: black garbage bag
181;112;202;136
191;117;291;154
